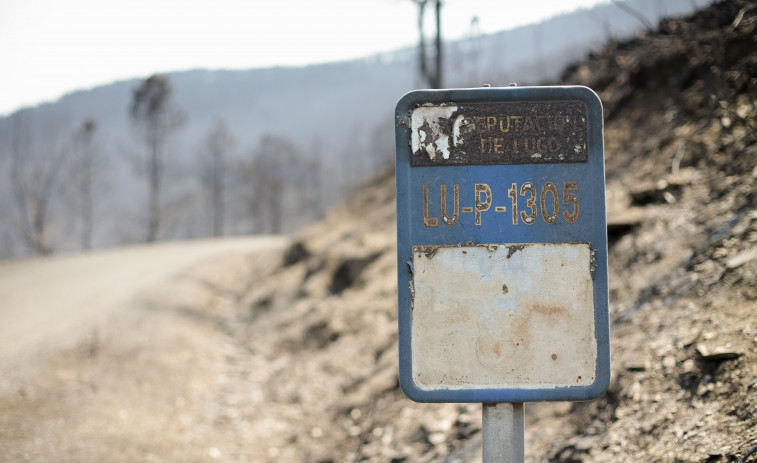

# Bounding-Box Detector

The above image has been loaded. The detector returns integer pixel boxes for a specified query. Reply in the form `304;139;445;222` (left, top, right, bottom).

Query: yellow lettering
540;182;559;224
487;116;497;133
440;184;459;226
537;137;548;152
520;182;537;225
423;185;438;227
480;136;490;153
524;137;535;153
475;117;487;132
474;183;492;226
549;137;561;153
562;181;579;224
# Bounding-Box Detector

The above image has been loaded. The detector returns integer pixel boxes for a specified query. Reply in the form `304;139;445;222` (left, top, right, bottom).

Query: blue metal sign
395;86;609;403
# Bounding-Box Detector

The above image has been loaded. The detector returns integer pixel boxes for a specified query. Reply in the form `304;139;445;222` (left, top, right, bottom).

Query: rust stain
493;342;502;356
474;302;571;373
532;304;567;317
476;337;521;365
411;242;596;388
476;313;532;371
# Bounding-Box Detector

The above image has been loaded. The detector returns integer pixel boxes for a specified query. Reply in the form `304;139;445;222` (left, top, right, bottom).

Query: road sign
395;86;610;403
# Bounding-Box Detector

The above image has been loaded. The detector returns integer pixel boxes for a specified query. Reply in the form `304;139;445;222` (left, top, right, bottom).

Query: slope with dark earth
220;1;756;461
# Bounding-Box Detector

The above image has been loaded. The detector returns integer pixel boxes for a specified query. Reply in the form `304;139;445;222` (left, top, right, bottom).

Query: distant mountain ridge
0;0;712;258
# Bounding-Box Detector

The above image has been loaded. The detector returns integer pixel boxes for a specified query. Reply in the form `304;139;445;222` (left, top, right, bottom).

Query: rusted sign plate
395;86;609;403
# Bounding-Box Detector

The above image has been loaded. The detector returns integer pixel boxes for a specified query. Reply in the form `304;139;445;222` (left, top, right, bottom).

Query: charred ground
229;2;757;461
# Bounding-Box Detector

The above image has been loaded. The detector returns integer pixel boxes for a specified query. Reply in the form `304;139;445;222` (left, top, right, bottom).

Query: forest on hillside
0;0;712;259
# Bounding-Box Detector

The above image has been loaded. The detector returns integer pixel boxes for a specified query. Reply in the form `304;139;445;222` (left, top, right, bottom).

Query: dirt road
0;236;286;395
0;236;291;462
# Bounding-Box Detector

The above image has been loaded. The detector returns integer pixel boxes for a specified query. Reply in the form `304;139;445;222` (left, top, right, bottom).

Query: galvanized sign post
395;86;610;462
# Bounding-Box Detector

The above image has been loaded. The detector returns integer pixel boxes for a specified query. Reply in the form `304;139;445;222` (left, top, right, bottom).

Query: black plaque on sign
408;100;588;167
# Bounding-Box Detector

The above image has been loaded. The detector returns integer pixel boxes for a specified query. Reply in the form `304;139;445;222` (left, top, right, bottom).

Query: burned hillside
228;1;757;461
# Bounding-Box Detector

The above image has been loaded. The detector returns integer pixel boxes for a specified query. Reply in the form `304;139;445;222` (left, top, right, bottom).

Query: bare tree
412;0;444;88
241;134;303;235
199;118;235;237
464;16;482;86
8;112;69;255
72;118;98;250
298;155;324;224
246;135;288;234
130;74;184;242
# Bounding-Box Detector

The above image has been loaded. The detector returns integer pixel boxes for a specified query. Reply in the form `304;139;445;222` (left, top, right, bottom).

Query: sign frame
395;86;610;403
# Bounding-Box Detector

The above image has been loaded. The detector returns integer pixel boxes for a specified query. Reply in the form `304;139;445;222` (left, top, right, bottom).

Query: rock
725;248;757;269
282;240;310;266
695;343;743;361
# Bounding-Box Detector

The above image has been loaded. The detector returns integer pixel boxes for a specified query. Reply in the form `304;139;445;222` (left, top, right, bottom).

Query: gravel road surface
0;236;286;395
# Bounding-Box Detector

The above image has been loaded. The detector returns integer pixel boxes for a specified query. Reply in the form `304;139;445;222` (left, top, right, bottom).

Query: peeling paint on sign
411;243;596;390
411;105;458;160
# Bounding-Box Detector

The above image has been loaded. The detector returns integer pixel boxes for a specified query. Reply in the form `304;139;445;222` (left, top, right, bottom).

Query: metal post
482;402;525;463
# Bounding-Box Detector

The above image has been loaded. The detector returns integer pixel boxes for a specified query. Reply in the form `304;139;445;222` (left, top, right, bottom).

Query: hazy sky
0;0;607;116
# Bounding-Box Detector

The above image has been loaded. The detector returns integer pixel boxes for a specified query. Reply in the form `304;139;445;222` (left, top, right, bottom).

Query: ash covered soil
1;1;756;461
